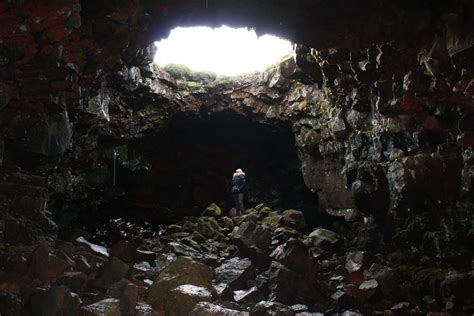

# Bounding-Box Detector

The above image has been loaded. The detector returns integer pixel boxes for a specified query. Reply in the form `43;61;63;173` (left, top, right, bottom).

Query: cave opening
153;26;293;76
96;110;318;228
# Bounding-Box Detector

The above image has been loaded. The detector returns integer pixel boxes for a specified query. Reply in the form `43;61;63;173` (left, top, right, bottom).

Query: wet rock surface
0;0;473;315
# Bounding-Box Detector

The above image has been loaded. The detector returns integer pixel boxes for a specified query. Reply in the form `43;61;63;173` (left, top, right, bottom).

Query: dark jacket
231;174;246;194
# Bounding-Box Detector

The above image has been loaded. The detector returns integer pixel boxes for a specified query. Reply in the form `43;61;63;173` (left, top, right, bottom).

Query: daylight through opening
154;26;293;76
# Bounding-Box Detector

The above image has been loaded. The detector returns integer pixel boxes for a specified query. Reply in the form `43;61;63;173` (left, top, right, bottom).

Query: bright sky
154;26;292;76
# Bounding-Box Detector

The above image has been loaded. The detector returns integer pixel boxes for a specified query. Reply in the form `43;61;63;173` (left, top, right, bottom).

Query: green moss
262;214;282;230
161;63;216;83
397;265;449;296
202;203;222;217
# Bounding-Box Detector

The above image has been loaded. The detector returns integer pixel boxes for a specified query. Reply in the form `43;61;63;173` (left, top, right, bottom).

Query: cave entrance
153;26;292;76
102;110;318;225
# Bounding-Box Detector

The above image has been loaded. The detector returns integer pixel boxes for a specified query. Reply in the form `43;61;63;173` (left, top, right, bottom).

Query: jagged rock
213;257;256;298
28;244;70;282
281;209;306;230
159;284;213;316
233;286;264;306
231;220;272;267
308;228;342;249
268;261;323;306
345;251;372;273
250;300;294;316
197;217;221;238
358;279;380;300
191;302;249;316
80;298;121;316
363;264;398;297
145;256;212;310
271;239;317;273
106;279;139;315
6;111;72;156
28;286;81;316
57;271;88;293
111;240;136;263
111;240;156;264
93;257;130;291
202;203;222;217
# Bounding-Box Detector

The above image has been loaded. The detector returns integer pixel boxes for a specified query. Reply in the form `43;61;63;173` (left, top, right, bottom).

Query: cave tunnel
97;110;319;227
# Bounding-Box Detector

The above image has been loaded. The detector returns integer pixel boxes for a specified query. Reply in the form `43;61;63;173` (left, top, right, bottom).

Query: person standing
231;168;246;216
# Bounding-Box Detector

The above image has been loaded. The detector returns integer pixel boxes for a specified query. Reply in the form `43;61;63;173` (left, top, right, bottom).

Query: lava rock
192;302;249;316
145;256;212;310
202;203;222;217
270;239;317;273
281;209;306;231
250;300;294;316
6;111;72;156
105;279;139;315
162;284;212;316
93;257;130;291
213;257;256;298
233;286;264;307
28;286;81;316
308;228;342;249
363;263;398;297
57;271;88;293
28;244;70;283
345;251;372;273
231;220;272;267
80;298;121;316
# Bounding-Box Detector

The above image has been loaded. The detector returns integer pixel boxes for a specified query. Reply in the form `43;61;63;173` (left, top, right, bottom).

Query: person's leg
237;193;245;215
232;194;240;215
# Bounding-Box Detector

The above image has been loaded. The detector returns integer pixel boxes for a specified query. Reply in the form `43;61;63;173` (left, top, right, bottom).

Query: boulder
57;271;88;293
202;203;222;217
213;257;256;298
271;239;317;273
28;244;69;282
93;257;130;291
231;220;272;267
268;261;323;306
250;301;294;316
80;298;121;316
145;256;212;310
308;228;342;249
105;279;139;315
281;209;306;231
28;286;81;316
161;285;212;316
191;302;249;316
345;251;372;274
233;287;264;306
363;263;398;296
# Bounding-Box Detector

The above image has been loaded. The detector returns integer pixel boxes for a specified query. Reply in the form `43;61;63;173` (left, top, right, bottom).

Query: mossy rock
254;203;266;211
262;215;283;230
191;231;207;244
202;203;222;217
259;206;272;217
167;224;183;234
197;217;221;238
169;232;190;240
182;221;198;232
244;208;257;215
219;216;234;230
282;209;306;231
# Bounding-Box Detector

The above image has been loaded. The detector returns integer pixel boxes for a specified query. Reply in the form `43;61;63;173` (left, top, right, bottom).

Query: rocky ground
0;199;472;315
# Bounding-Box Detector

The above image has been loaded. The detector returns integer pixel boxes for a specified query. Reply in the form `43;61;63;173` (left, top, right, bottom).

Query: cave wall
0;0;472;265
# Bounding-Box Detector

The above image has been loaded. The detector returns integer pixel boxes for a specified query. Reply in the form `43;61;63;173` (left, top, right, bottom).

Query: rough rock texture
0;0;473;315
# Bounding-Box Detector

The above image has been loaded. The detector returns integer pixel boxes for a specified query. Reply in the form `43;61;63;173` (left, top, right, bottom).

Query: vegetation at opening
160;64;217;83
